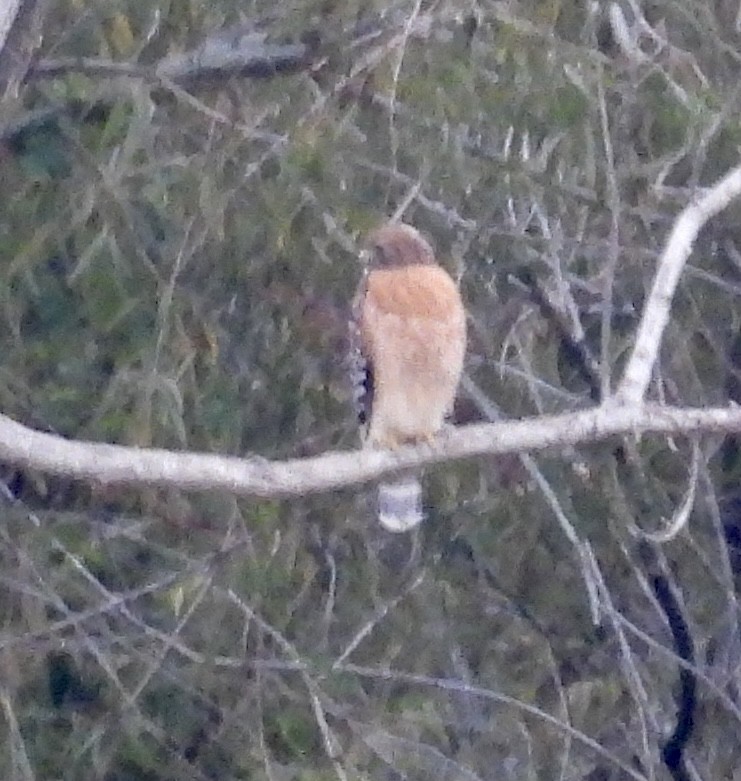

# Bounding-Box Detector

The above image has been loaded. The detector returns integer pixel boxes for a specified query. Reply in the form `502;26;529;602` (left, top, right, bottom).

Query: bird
350;222;467;531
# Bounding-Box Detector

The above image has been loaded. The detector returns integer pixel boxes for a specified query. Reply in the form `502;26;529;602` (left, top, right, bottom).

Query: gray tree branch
615;163;741;405
1;405;740;498
0;0;41;98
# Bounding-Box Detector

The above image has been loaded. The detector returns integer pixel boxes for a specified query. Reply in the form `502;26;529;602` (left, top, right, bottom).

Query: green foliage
1;0;741;779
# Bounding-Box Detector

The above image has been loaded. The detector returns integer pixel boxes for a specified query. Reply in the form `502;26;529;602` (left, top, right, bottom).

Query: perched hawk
350;223;467;531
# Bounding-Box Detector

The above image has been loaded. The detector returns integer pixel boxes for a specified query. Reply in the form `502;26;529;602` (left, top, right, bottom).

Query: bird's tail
378;476;423;532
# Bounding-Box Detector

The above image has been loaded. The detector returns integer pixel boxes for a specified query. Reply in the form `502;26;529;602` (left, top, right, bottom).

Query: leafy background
1;0;741;779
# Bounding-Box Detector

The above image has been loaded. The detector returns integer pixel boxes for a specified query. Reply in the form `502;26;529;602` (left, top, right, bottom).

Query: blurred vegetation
1;0;741;779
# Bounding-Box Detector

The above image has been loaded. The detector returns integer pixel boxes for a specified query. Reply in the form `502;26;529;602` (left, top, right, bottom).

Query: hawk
350;223;467;531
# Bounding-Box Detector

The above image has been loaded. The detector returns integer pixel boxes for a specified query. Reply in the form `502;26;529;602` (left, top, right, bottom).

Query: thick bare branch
1;405;740;499
0;0;24;54
616;164;741;405
0;0;41;98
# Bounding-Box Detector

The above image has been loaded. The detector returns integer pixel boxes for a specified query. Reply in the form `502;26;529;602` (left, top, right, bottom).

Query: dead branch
29;31;315;84
1;405;741;500
0;0;42;98
616;164;741;405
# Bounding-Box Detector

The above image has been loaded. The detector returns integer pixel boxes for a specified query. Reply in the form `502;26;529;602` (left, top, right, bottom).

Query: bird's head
366;223;435;268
